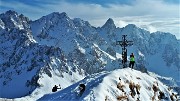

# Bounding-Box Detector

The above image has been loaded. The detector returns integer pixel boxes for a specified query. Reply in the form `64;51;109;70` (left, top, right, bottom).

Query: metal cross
116;35;133;68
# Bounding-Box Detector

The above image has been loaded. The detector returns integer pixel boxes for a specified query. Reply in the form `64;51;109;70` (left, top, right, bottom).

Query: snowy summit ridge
0;10;179;100
39;68;178;101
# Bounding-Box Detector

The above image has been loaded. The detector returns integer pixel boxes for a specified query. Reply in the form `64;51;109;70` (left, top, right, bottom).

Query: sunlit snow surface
38;68;179;101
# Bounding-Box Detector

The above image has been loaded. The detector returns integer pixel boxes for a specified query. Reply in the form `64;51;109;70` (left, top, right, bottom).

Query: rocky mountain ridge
0;10;179;99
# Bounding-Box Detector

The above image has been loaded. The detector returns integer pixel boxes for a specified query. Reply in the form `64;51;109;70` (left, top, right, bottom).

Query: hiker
52;85;61;92
129;53;135;69
79;84;86;96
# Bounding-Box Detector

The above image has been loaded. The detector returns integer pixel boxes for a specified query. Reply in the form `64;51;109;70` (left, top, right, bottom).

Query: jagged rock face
30;11;180;81
0;10;30;30
30;12;119;74
0;10;179;98
0;11;81;98
149;32;180;68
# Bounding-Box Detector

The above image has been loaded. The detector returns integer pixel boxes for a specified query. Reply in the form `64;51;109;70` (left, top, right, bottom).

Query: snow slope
38;68;179;101
5;70;84;101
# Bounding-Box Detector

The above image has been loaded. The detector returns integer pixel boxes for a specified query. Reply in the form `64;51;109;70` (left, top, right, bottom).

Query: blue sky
0;0;179;39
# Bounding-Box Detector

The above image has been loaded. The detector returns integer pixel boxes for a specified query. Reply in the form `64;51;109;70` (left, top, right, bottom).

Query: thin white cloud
0;0;48;19
116;20;129;28
113;16;179;38
0;0;179;39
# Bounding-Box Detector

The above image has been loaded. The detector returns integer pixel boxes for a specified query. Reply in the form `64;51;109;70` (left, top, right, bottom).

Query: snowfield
38;68;179;101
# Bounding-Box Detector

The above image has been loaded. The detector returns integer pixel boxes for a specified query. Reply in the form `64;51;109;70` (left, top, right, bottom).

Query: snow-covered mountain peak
102;18;116;29
106;18;115;24
4;10;18;17
47;12;69;20
0;10;35;46
0;10;30;30
151;31;177;42
124;24;145;32
73;18;91;27
59;12;68;18
30;11;77;44
32;11;72;28
120;24;150;42
125;24;137;28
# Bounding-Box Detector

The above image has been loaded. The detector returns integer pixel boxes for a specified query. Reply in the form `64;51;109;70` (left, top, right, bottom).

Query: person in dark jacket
79;84;86;96
129;53;135;69
52;85;61;92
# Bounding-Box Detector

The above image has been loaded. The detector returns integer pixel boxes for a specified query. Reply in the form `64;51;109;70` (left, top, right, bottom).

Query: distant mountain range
0;10;179;100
